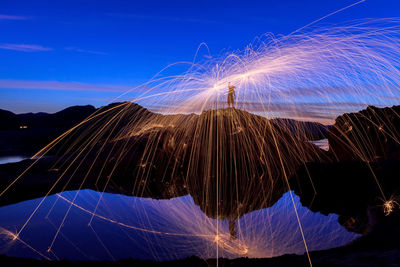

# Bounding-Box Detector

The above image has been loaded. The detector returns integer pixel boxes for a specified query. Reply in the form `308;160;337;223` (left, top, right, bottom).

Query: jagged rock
290;159;400;233
292;105;400;234
328;105;400;161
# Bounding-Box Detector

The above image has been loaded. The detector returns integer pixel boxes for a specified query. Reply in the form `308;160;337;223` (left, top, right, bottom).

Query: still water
0;156;28;165
0;189;359;261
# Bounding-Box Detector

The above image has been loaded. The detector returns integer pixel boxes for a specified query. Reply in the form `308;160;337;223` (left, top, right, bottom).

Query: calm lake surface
0;156;28;165
0;190;359;261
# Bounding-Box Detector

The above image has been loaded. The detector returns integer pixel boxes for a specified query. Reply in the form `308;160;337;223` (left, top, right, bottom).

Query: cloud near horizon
65;46;108;55
107;13;216;24
0;14;30;20
0;79;128;92
0;43;52;52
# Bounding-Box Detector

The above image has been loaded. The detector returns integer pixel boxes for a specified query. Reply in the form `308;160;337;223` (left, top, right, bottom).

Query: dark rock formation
0;106;329;223
328;105;400;161
291;159;400;233
185;109;329;219
292;105;400;234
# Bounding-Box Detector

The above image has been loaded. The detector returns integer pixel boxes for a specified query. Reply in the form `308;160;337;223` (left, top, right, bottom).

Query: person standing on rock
227;82;236;108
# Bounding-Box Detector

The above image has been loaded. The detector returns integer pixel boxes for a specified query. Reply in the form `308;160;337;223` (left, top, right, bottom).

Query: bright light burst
382;196;400;216
119;19;400;124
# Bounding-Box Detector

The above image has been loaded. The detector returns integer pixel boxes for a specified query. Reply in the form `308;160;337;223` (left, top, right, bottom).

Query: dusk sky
1;0;400;113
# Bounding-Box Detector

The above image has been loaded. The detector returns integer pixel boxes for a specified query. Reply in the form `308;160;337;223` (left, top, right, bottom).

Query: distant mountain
0;105;96;130
0;103;141;156
271;118;329;141
0;109;19;130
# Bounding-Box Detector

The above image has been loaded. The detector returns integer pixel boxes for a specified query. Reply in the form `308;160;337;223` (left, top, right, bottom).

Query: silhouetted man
227;82;236;108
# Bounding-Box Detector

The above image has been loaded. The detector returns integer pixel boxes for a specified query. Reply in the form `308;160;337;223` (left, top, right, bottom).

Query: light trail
0;227;52;260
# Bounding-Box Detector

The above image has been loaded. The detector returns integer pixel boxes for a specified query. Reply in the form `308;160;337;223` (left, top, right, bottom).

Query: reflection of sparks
56;194;211;238
214;234;248;255
0;227;51;260
57;193;252;257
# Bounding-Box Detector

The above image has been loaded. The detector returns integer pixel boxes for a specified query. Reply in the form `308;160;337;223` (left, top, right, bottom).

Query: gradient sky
1;0;400;113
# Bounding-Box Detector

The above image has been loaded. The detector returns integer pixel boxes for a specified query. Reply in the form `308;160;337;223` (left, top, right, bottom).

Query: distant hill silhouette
271;118;329;141
0;109;19;130
0;105;96;130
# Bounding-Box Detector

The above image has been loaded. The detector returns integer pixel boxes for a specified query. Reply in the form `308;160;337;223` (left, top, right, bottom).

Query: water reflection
310;139;329;151
0;190;358;261
0;156;28;165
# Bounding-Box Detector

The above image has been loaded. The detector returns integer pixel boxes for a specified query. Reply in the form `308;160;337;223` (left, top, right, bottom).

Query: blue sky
1;0;400;113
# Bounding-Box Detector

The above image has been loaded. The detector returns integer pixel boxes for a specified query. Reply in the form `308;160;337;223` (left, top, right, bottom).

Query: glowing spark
383;198;399;216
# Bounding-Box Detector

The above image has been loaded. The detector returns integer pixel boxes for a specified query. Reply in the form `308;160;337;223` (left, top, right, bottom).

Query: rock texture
328;105;400;161
292;105;400;234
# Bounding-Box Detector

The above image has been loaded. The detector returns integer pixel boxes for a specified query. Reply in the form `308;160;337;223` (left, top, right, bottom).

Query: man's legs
228;95;234;108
